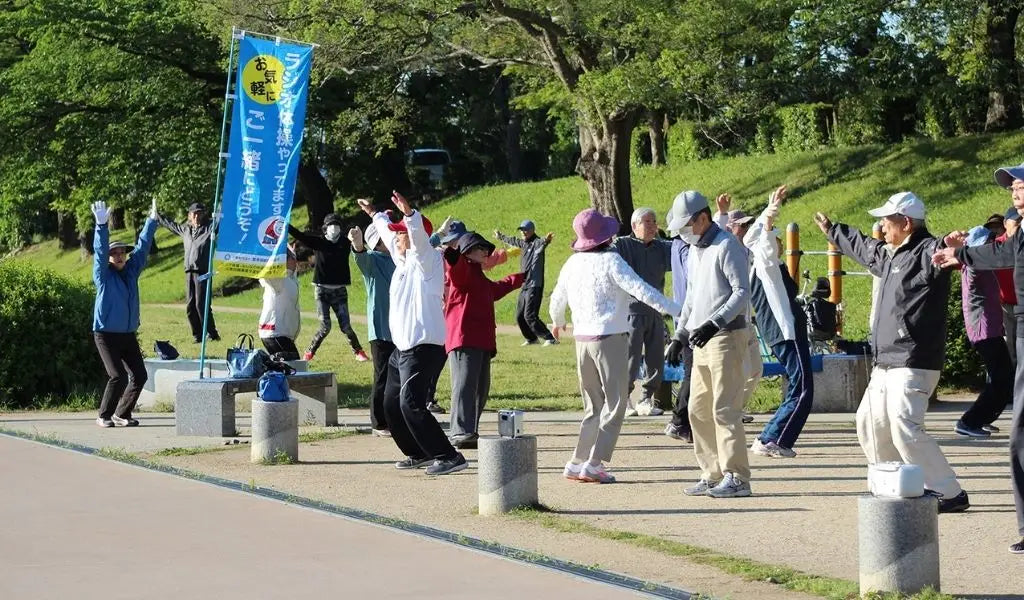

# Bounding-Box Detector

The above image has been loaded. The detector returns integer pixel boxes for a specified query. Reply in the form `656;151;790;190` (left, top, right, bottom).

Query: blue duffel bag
258;372;290;402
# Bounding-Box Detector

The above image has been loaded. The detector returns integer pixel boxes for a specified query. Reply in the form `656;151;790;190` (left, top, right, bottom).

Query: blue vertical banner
215;35;314;278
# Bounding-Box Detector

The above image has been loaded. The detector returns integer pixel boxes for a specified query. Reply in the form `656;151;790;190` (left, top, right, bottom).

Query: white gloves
149;198;159;220
91;201;109;225
347;226;364;252
438;215;454;237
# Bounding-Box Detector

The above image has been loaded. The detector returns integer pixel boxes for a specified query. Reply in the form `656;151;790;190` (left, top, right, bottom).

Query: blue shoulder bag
258;372;290;402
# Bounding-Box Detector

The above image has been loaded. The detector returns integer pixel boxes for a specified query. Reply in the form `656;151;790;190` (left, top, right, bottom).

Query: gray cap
667;191;708;232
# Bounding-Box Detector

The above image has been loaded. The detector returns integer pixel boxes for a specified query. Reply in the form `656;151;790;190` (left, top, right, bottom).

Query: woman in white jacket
550;208;681;483
258;250;302;360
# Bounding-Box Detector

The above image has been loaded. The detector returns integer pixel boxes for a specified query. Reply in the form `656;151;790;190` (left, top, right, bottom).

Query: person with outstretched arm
934;162;1024;552
157;202;220;343
743;186;815;458
91;199;158;428
819;191;968;514
350;222;397;437
358;192;467;476
288;213;368;363
496;220;557;346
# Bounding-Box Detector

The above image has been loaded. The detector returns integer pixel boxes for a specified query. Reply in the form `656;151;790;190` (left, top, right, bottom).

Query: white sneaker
708;472;751;498
521;340;538;346
563;461;584;480
683;478;719;496
763;441;796;458
635;399;663;416
543;339;559;346
578;462;616;483
624;401;638;417
751;438;770;456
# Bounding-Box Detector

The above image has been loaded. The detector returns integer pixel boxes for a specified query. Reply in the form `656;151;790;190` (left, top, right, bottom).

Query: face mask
325;225;342;241
679;225;700;245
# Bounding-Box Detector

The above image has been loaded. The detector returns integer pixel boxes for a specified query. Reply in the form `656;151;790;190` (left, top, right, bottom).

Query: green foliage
666;120;704;163
774;104;832;153
940;269;985;389
835;95;886;147
0;262;104;408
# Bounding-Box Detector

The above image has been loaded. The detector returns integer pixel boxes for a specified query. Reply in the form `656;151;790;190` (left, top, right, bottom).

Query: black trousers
261;337;299;361
516;285;554;343
185;272;217;338
93;332;148;420
1011;331;1024;536
962;337;1011;428
670;329;694;432
369;339;396;430
383;344;456;460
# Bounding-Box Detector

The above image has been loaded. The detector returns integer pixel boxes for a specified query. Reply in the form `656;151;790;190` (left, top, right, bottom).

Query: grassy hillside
7;131;1023;342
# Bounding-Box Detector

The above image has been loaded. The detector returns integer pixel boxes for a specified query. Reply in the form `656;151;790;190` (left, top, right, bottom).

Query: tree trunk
985;0;1023;131
297;163;335;231
57;211;78;250
108;207;125;231
79;228;95;259
649;110;667;167
496;74;523;182
576;112;638;232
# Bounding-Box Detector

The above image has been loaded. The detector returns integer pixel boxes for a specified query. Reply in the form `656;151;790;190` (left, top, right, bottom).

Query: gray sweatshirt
674;223;750;337
613;236;672;317
159;217;216;274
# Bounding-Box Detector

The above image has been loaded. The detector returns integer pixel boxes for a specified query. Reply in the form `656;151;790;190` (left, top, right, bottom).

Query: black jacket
288;225;352;286
158;217;216;273
496;231;549;289
956;233;1024;321
828;224;950;371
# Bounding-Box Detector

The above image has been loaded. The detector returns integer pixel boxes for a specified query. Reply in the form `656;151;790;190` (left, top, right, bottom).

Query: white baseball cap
867;192;926;220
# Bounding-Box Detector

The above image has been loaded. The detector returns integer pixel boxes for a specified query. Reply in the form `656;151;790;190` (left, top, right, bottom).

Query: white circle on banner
258;216;287;252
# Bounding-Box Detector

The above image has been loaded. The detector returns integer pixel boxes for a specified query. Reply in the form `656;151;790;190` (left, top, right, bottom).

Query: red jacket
443;249;524;354
995;233;1017;305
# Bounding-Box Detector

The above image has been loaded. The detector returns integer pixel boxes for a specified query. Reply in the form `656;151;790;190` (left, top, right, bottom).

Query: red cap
386;210;433;235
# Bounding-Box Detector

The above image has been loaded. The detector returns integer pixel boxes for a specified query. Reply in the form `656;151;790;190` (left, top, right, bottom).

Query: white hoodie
258;271;301;340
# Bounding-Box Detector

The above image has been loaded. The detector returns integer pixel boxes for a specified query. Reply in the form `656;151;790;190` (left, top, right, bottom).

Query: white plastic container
867;462;925;498
497;409;523;438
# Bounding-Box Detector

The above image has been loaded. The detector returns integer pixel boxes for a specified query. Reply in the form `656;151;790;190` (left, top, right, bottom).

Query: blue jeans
759;339;814;449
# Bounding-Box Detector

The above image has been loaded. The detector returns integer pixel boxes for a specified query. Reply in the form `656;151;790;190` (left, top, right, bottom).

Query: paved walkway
0;435;650;600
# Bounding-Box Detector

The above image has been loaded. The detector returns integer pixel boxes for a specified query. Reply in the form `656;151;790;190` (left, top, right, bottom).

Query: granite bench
175;372;337;436
140;358;308;409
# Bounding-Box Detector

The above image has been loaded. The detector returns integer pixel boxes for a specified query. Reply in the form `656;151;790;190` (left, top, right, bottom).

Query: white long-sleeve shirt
549;251;681;337
675;223;750;335
373;210;445;351
258;271;301;340
742;206;797;342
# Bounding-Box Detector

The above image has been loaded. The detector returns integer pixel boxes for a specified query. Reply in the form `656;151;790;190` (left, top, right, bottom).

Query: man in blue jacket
91;199;158;428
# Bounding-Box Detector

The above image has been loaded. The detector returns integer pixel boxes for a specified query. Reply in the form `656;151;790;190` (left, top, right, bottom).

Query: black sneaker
983;424;1001;433
450;433;479;450
954;420;990;438
394;456;433;470
937;490;970;514
664;422;693;443
741;414;754;424
425;453;468;476
192;335;202;344
426;402;444;414
209;331;221;342
1010;538;1024;554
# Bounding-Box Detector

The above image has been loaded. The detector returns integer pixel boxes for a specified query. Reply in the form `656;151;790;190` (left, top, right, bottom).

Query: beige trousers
573;334;630;463
857;367;961;498
689;328;751;481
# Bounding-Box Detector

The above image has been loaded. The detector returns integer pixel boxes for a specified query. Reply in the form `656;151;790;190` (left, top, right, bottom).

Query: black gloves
666;340;684;367
688;321;720;348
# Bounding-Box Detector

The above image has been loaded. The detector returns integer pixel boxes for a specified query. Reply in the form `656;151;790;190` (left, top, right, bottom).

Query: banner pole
199;27;241;380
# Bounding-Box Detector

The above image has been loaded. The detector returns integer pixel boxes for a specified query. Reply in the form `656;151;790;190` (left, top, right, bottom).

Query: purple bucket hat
571;208;620;252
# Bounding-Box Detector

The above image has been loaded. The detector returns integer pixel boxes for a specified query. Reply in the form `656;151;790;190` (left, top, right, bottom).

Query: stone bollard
858;495;940;595
251;398;298;464
477;435;538;515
